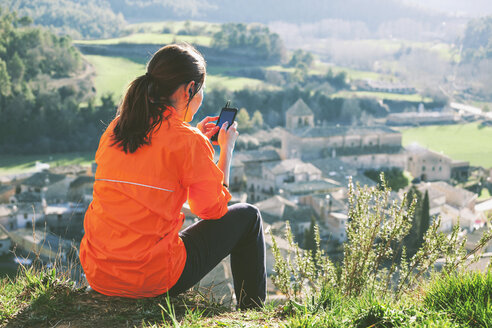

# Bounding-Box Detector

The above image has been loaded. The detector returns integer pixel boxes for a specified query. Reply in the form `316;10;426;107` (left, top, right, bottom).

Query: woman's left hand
197;116;220;139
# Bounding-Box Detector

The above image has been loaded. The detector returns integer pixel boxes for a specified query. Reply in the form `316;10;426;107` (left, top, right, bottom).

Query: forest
0;0;491;155
0;9;115;154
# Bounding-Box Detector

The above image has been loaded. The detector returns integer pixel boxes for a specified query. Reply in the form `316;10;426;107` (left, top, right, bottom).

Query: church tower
285;98;314;130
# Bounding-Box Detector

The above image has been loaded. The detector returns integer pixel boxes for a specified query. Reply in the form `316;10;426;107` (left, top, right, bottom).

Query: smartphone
211;102;238;142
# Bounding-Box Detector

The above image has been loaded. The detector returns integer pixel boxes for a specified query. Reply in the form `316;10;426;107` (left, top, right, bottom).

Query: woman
79;43;266;309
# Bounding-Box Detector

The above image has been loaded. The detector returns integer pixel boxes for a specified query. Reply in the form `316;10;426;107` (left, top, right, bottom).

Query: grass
331;90;432;102
424;270;492;327
1;264;489;327
84;54;272;101
401;122;492;168
0;152;94;176
206;75;269;92
75;33;212;47
329;65;386;81
85;55;146;102
479;188;491;201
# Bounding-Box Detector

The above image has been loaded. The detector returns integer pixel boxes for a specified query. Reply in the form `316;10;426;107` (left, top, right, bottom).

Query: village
1;98;492;300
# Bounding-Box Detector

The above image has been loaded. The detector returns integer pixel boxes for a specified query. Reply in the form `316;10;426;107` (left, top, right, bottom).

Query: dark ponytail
112;43;206;153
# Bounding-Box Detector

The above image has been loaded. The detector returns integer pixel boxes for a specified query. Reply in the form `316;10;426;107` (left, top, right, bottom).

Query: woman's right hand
217;121;239;153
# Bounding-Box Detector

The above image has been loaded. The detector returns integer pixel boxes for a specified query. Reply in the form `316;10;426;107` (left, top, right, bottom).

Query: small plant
271;173;492;305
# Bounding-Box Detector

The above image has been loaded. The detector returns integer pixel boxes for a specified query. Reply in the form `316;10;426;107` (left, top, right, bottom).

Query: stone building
406;143;469;182
281;98;406;170
285;98;315;130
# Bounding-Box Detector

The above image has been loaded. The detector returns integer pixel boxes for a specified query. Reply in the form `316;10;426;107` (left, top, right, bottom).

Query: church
281;99;407;170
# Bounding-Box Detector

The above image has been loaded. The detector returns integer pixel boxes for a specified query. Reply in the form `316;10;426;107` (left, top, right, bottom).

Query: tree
288;49;314;68
419;191;430;245
403;185;423;257
0;59;11;97
303;216;317;252
7;52;25;83
251;110;264;129
235;108;251;132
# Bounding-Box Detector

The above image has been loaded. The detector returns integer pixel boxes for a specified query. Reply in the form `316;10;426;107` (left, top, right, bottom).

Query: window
0;243;3;248
432;166;435;171
439;166;442;171
24;213;28;219
422;166;426;171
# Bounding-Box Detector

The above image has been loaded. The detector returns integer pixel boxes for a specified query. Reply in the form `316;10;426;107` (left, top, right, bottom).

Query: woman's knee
230;203;262;225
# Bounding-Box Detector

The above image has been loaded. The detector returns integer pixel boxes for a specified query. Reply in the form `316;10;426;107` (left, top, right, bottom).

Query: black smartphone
211;101;238;142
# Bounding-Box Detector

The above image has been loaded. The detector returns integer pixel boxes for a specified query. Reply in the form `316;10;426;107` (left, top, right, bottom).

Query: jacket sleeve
181;133;231;220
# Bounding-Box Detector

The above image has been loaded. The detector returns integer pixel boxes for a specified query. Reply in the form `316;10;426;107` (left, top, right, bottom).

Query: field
75;33;212;47
332;90;432;102
84;55;268;101
401;122;492;168
0;152;94;176
85;55;146;101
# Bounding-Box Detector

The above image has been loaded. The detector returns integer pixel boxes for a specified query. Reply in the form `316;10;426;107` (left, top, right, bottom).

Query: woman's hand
218;121;239;153
196;116;219;139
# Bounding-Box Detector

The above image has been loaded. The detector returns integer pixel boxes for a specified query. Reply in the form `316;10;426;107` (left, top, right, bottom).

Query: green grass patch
85;54;146;102
0;152;94;176
424;271;492;327
85;54;271;100
401;122;492;168
206;75;269;91
330;65;386;81
331;90;431;102
479;188;492;201
75;33;212;47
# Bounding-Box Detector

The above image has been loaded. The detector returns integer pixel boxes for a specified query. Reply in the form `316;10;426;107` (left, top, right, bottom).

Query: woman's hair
112;43;206;153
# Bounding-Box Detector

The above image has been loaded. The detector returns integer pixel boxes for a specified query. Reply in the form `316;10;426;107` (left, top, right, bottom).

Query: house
299;193;349;242
415;182;484;232
281;99;406;170
310;157;377;189
235;147;282;202
465;226;492;253
0;226;76;262
19;171;72;203
245;158;337;202
253;195;298;222
43;203;86;237
229;156;245;191
0;204;16;230
0;230;11;256
0;185;15;204
285;98;315;130
406;143;469;182
357;79;416;94
386;111;458;126
68;175;95;203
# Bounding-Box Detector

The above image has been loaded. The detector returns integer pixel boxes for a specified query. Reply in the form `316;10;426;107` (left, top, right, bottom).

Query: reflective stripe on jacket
79;114;231;298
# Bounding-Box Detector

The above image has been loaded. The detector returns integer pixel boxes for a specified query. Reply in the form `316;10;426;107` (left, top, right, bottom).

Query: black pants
167;203;266;309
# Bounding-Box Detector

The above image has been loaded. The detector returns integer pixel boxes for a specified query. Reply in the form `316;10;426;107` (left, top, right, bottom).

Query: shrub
271;173;492;304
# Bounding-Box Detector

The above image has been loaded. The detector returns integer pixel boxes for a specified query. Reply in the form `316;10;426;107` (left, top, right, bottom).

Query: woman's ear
185;81;195;99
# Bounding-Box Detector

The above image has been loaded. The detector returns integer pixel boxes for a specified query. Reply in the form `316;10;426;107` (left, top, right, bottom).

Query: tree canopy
462;15;492;61
0;0;125;39
0;9;114;154
211;23;285;62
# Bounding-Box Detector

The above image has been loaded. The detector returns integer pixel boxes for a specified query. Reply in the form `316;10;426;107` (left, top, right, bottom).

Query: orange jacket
79;114;231;298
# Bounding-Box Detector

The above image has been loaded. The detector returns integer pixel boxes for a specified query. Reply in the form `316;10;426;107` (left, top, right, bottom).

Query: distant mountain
107;0;443;29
